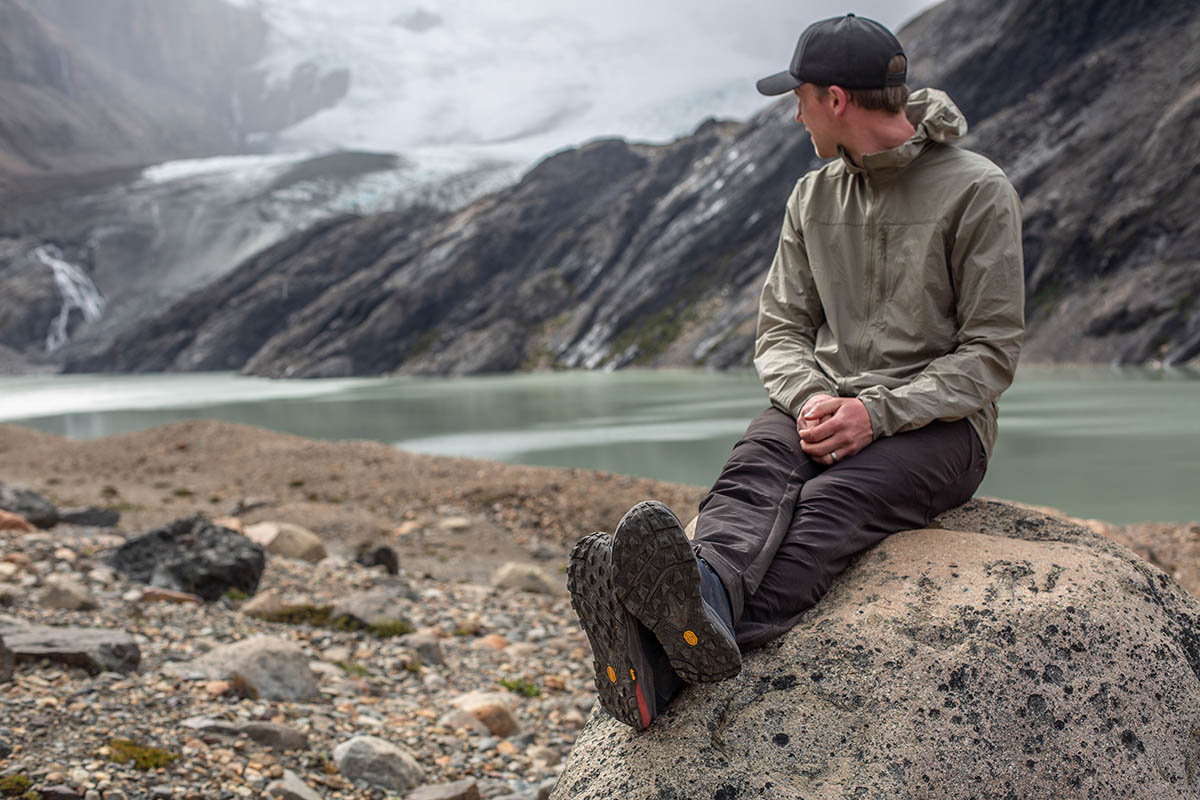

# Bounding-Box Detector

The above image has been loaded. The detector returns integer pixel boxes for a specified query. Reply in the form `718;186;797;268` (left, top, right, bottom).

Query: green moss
264;604;412;638
0;775;33;797
172;488;194;498
609;305;689;366
500;678;542;697
336;661;370;677
100;485;120;498
263;604;335;626
288;479;305;488
403;658;422;674
107;739;180;770
1176;291;1195;314
365;620;415;639
223;587;249;602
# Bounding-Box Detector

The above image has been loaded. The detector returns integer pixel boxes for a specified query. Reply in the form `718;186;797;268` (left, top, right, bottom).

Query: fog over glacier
226;0;933;164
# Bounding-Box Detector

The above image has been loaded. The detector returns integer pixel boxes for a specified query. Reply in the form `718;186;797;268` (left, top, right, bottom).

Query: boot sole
612;501;741;683
567;531;656;728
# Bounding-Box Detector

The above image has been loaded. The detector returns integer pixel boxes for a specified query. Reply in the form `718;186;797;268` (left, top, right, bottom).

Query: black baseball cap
756;13;906;96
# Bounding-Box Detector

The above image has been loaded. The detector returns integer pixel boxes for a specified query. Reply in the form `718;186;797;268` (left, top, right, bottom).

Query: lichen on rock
552;500;1200;799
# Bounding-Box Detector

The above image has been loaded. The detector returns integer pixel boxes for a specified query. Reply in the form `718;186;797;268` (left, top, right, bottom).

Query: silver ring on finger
830;450;839;464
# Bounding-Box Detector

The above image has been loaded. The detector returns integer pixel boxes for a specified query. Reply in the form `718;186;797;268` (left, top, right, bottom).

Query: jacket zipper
855;177;876;376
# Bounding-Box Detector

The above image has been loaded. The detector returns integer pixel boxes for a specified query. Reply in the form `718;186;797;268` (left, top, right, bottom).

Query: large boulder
552;501;1200;799
108;514;264;602
0;482;58;529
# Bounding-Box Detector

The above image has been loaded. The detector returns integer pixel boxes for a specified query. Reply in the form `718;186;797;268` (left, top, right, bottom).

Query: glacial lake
0;367;1197;526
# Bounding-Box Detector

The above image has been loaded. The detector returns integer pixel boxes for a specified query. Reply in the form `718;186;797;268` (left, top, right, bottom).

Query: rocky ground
0;420;1197;799
0;421;705;800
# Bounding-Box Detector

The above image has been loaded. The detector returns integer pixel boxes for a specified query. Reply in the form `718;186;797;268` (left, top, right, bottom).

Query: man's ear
828;85;850;116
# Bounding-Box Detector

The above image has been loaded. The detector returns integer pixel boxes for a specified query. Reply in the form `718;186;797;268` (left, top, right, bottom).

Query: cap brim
756;70;802;96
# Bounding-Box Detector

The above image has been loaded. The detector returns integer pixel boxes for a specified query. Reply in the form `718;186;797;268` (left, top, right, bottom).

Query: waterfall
33;245;106;354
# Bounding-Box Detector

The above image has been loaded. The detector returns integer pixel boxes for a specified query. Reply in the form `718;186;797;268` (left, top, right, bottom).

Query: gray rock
107;514;264;602
36;574;98;610
406;779;482;800
437;710;491;736
332;734;424;792
0;615;139;674
266;769;324;800
0;736;12;758
330;589;413;631
37;786;80;800
451;692;520;738
178;716;240;737
0;481;58;528
0;633;11;682
407;631;446;666
245;521;327;563
58;506;120;527
536;778;557;800
491;562;561;595
163;636;317;701
552;500;1200;799
237;721;309;751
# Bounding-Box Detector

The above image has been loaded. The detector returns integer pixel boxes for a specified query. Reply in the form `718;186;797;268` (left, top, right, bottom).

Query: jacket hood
840;88;968;177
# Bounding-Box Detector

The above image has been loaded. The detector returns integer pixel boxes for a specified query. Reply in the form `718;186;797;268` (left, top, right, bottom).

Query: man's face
793;84;837;158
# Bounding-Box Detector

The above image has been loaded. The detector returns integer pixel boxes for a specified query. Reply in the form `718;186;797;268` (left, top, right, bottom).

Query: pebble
0;516;594;800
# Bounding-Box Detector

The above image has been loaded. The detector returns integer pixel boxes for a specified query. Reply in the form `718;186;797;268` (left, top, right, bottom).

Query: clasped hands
796;393;874;466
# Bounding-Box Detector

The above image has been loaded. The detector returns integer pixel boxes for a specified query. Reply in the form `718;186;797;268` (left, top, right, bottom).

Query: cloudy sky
228;0;937;161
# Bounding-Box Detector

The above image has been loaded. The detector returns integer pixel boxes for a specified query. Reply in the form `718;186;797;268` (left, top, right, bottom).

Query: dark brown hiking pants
692;407;986;650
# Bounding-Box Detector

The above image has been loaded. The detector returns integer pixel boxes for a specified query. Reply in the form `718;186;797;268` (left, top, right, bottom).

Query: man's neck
839;110;917;167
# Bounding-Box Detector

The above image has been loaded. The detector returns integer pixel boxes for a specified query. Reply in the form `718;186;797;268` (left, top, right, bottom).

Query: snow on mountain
224;0;934;165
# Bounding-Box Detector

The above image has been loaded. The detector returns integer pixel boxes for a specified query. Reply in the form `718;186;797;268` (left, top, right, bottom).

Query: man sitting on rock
568;13;1025;729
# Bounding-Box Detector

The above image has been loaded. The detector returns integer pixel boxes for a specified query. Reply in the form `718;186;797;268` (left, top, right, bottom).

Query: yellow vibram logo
607;666;617;683
684;630;699;646
629;668;637;681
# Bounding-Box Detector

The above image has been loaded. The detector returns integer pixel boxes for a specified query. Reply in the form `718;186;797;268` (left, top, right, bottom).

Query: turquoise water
0;367;1197;525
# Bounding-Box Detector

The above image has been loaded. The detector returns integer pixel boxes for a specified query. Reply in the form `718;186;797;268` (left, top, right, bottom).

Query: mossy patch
609;305;689;366
262;604;413;638
107;738;180;770
500;678;542;697
223;587;249;603
0;775;33;797
335;661;370;677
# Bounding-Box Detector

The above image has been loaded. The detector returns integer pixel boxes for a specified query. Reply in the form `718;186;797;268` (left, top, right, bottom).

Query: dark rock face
108;514;265;602
551;501;1200;799
69;0;1200;375
0;616;140;675
0;480;58;528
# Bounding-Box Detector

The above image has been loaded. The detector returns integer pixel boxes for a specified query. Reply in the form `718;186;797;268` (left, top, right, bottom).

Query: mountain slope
66;0;1200;375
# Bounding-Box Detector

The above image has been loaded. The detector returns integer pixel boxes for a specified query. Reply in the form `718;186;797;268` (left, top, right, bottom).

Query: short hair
816;54;910;114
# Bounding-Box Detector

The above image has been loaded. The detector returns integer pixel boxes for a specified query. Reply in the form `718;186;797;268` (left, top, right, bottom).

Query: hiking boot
567;531;680;729
611;500;741;683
